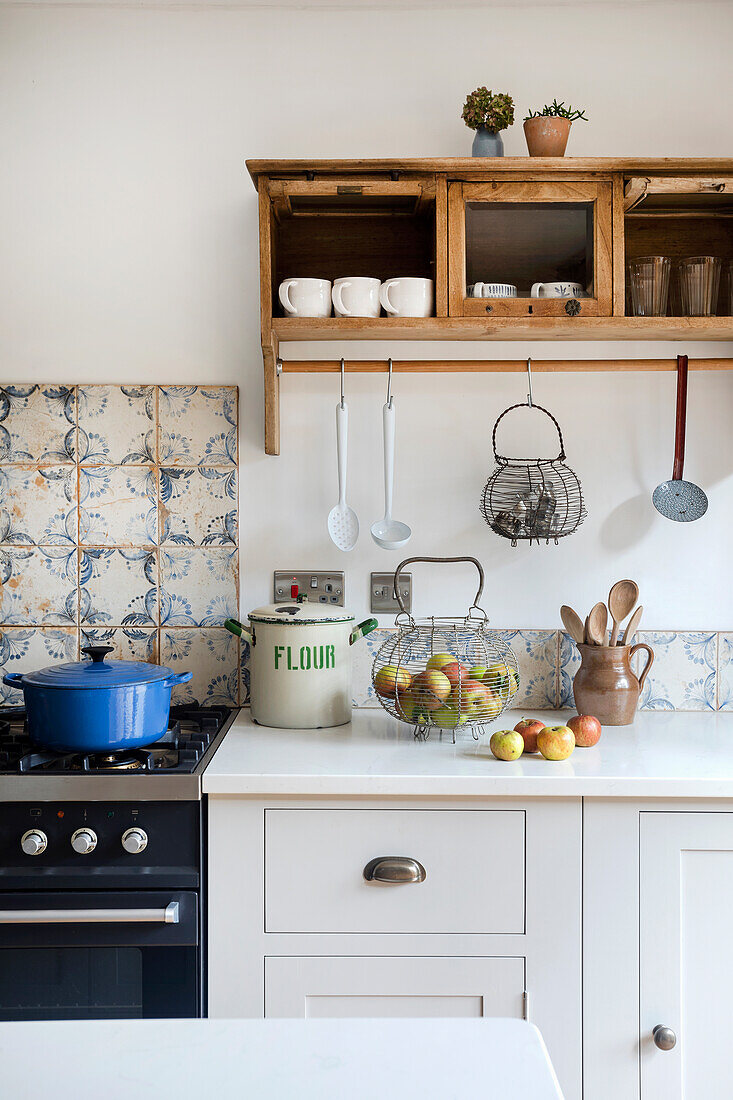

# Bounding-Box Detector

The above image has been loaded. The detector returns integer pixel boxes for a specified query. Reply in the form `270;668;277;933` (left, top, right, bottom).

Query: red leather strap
672;354;688;482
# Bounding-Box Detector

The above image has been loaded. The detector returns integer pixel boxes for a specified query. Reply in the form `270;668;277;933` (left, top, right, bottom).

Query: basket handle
392;556;485;618
492;402;566;463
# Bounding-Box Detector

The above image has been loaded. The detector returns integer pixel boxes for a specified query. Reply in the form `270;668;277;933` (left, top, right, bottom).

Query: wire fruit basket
371;556;519;742
480;401;586;546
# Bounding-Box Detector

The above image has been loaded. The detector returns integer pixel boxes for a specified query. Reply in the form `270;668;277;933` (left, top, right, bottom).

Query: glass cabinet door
448;180;613;317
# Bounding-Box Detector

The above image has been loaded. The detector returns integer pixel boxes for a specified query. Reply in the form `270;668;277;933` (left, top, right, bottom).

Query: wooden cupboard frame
248;158;733;454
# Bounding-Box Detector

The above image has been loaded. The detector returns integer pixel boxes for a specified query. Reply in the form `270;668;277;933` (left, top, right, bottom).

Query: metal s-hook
340;358;345;409
526;357;534;407
386;358;394;408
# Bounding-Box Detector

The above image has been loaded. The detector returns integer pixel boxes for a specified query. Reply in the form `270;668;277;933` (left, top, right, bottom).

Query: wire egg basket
480;401;586;546
371;556;519;743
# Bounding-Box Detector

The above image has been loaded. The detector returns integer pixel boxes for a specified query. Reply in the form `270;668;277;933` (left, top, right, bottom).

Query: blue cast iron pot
2;645;192;753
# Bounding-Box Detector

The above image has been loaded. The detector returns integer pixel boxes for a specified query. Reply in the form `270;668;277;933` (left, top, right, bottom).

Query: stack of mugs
278;276;434;318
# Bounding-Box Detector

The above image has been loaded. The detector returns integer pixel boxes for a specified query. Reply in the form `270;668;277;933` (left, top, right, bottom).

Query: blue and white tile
352;627;395;707
78;385;156;465
558;631;582;708
81;626;158;664
0;546;78;626
158;386;237;467
160;546;237;627
0;466;77;546
79;548;157;627
160;628;239;706
0;627;78;705
159;467;237;546
0;385;76;464
636;631;717;711
493;629;558;709
718;634;733;711
79;466;158;547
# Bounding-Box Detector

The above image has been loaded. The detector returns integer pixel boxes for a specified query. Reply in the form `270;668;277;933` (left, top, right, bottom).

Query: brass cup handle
652;1024;677;1051
363;857;427;884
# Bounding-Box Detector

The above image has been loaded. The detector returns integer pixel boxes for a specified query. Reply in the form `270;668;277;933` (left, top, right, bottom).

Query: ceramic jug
573;642;654;726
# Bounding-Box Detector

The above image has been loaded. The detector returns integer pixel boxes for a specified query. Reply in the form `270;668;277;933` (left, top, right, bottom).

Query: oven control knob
71;828;97;855
21;829;47;856
121;828;148;855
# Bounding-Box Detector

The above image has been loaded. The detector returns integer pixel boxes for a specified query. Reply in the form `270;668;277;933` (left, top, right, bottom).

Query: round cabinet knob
121;828;148;855
71;828;97;855
653;1024;677;1051
21;829;47;856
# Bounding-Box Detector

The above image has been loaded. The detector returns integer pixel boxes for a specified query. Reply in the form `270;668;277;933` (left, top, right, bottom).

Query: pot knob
71;828;98;855
21;829;47;856
121;828;148;855
82;645;114;664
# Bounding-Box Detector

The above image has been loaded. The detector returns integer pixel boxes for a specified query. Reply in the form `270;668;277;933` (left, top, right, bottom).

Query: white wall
1;0;732;627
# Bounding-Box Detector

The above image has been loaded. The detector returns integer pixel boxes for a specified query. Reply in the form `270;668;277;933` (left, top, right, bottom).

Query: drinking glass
627;256;671;316
677;256;721;317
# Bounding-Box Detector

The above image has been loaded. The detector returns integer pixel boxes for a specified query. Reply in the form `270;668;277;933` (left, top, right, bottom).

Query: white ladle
327;360;359;552
371;363;411;550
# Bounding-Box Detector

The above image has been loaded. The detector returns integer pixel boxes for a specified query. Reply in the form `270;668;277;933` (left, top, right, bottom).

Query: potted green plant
462;87;515;157
523;100;588;157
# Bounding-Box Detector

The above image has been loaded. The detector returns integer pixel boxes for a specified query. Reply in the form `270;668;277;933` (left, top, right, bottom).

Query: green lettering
313;646;324;670
274;645;285;670
287;647;295;670
326;644;335;669
300;646;311;670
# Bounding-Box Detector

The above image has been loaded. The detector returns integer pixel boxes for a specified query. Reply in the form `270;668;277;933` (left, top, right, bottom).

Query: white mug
279;278;332;317
530;281;586;299
470;282;517;298
332;277;381;318
379;277;434;318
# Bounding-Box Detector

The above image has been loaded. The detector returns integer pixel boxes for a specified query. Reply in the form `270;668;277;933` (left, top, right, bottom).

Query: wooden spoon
587;602;608;646
560;605;585;646
621;604;643;646
608;579;639;645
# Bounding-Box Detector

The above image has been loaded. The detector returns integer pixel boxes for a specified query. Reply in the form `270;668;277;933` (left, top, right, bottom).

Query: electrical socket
274;571;345;607
371;572;412;615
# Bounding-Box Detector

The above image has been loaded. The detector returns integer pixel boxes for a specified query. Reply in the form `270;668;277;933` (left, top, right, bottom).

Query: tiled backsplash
0;384;242;707
352;629;733;712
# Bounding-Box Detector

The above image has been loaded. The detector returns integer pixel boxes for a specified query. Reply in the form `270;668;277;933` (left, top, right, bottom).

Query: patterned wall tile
80;549;157;627
158;387;237;467
494;629;558;709
0;466;77;546
636;631;717;711
159;467;237;546
0;384;241;707
79;466;158;547
718;635;733;711
558;632;582;708
0;385;76;464
0;627;79;704
78;385;156;465
160;628;239;706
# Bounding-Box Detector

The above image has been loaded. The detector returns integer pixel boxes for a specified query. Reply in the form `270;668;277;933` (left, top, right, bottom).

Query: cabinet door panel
265;956;525;1019
640;812;733;1100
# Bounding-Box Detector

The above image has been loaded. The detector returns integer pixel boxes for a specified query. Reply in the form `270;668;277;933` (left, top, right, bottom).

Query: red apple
440;661;470;692
537;724;575;761
374;664;412;699
411;670;452;712
513;717;546;754
567;714;602;748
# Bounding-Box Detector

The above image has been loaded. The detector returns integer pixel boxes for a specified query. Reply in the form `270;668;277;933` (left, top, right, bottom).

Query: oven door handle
0;902;179;925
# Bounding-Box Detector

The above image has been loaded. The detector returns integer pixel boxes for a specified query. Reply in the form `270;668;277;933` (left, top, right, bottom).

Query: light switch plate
274;571;345;607
371;572;412;615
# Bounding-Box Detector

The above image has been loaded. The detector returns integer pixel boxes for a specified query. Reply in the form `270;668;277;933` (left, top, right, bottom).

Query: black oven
0;890;200;1021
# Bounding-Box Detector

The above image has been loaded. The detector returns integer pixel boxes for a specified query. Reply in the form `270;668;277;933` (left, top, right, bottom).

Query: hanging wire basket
371;556;519;743
480;401;586;546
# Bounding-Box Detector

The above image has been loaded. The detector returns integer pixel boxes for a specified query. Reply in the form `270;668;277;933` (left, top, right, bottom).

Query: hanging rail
278;357;733;373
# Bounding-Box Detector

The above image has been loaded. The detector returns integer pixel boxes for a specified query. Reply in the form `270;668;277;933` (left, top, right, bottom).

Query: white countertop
0;1018;563;1099
203;708;733;799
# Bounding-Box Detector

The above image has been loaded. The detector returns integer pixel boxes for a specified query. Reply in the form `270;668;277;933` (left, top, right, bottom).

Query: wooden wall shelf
252;158;733;454
280;357;733;374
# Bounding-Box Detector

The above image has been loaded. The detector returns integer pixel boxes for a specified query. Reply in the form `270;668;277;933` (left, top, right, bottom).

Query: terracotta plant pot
573;642;654;726
524;116;572;157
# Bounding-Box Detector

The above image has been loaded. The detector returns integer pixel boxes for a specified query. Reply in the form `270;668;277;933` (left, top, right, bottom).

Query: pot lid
249;601;354;625
19;645;177;690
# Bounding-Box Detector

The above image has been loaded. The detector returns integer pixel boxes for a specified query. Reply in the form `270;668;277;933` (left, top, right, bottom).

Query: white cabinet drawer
265;955;526;1018
264;808;525;934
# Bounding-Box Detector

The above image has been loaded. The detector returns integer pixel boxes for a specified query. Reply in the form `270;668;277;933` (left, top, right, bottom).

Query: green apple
431;704;465;731
374;664;412;699
489;730;524;761
426;652;454;673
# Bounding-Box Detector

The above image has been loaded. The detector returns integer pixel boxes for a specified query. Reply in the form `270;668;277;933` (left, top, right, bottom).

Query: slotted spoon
327;382;359;552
